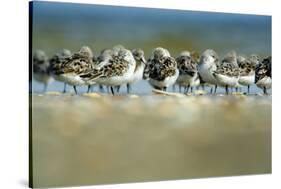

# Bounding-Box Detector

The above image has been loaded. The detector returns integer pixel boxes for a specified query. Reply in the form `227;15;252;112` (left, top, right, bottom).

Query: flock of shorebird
32;45;272;95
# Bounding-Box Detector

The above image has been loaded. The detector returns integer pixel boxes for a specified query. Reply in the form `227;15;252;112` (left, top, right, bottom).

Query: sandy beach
30;92;271;187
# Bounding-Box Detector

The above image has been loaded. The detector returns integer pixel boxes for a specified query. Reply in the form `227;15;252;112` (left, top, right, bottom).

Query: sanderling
80;46;136;95
97;48;121;93
32;49;53;92
197;49;220;93
237;55;257;94
55;46;94;94
115;48;146;94
93;48;115;93
97;46;125;94
255;56;272;94
49;49;72;93
142;47;170;80
122;48;147;93
144;47;179;91
190;51;208;91
176;51;200;93
213;51;240;94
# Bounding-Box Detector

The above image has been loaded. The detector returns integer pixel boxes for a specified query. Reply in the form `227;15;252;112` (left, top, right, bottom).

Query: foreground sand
30;92;271;188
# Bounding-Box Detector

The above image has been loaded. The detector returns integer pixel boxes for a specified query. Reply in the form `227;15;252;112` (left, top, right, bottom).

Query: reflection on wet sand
31;93;271;187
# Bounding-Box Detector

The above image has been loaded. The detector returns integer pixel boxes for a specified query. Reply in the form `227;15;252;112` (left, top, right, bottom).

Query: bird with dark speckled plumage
144;47;179;91
213;51;240;94
175;51;200;93
255;56;271;94
80;46;136;95
54;46;94;94
237;54;258;94
49;49;72;93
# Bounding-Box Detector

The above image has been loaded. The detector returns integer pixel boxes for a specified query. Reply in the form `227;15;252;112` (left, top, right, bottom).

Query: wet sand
30;92;271;188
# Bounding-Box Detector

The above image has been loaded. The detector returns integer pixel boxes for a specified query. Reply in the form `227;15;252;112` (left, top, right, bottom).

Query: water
32;79;271;95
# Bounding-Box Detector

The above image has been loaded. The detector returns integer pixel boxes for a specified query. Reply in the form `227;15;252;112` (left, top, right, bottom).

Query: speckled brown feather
80;55;130;81
176;55;197;76
255;56;271;82
33;57;50;75
149;57;177;81
49;54;64;75
239;59;256;76
57;53;93;75
214;62;240;77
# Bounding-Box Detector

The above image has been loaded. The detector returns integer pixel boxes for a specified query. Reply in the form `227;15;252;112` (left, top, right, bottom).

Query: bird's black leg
214;85;217;94
225;86;229;95
87;85;91;93
235;87;238;93
127;83;131;94
115;85;120;93
63;83;67;93
111;86;115;95
99;85;104;93
191;86;193;93
186;85;190;93
263;87;267;95
210;87;213;94
247;85;250;94
73;86;78;95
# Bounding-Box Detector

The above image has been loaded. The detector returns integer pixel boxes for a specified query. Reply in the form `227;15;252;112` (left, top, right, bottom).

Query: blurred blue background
31;1;272;94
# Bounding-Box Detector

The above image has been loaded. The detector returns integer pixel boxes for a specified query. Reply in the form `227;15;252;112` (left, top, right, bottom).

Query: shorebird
114;48;146;94
197;49;219;94
213;51;240;94
255;56;272;94
94;48;115;93
237;54;257;94
175;51;200;93
144;47;179;91
80;46;136;95
122;48;147;93
49;49;72;93
110;45;145;94
32;49;53;92
54;46;94;94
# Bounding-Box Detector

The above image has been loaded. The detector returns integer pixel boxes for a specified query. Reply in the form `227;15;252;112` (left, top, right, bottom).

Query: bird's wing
59;54;93;75
214;63;239;77
151;57;177;81
80;59;129;81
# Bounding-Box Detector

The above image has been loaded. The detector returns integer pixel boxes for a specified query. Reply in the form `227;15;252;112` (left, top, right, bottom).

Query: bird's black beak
141;57;146;65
